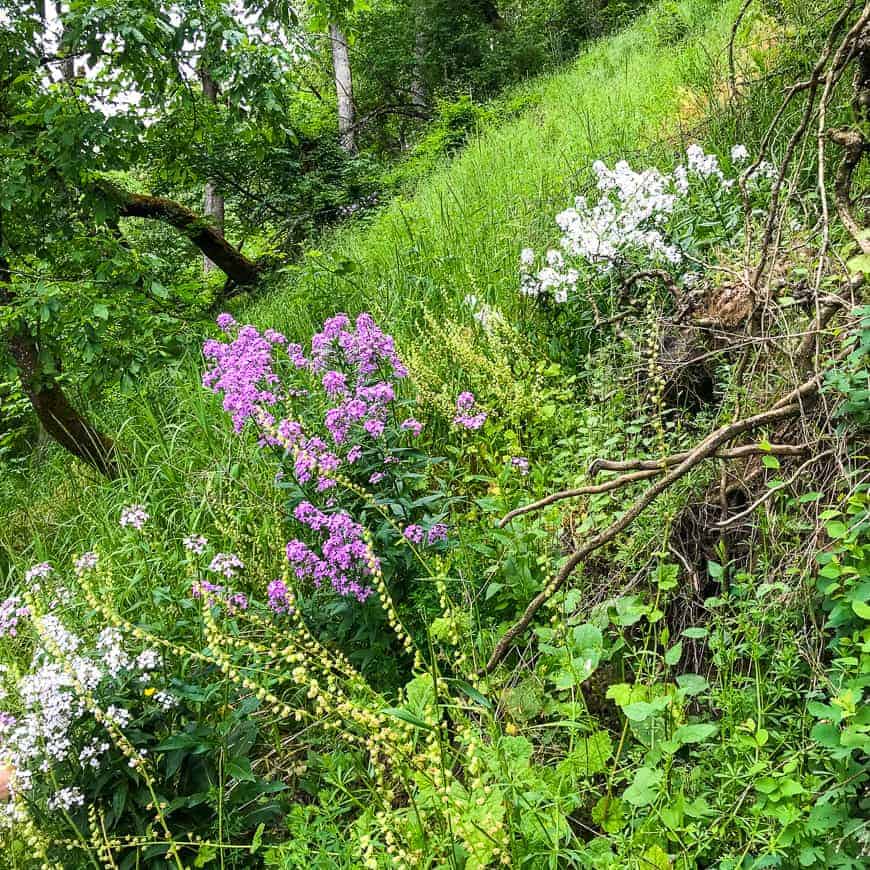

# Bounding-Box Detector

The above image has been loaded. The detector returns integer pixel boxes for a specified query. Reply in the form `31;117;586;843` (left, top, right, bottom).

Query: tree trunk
410;27;428;114
99;183;260;285
329;24;357;153
0;230;118;478
200;65;225;274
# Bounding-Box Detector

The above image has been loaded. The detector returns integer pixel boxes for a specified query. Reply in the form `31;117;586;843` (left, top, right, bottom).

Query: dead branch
94;182;261;286
587;443;809;475
829;127;870;254
498;443;810;527
485;390;817;672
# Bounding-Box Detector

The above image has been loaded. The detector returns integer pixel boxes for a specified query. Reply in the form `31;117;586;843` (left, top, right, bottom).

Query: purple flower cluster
511;456;530;476
403;523;449;546
192;580;248;614
454;392;487;430
0;596;29;638
183;534;208;555
203;325;284;432
309;312;408;379
267;579;293;614
120;504;149;531
205;312;417;497
401;418;423;437
285;502;376;603
74;551;98;576
24;562;52;590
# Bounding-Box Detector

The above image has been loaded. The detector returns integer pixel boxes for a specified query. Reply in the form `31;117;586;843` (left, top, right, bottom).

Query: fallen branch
498;444;810;527
588;443;809;475
485;392;817;673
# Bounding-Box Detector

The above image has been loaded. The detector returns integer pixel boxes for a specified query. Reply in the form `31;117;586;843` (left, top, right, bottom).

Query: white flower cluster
47;786;85;812
0;614;161;813
520;144;775;303
119;504;149;531
73;551;98;576
183;534;208;554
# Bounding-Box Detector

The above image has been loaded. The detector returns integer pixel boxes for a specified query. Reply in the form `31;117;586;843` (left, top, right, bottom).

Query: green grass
0;0;748;569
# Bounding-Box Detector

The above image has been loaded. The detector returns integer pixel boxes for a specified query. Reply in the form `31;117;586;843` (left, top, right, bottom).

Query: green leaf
623;767;662;807
621;701;656;722
194;845;218;867
226;757;256;782
92;302;109;320
673;723;717;744
250;823;265;854
664;641;683;666
558;731;613;779
676;674;709;696
707;560;724;579
592;796;625;833
851;600;870;620
382;707;433;731
826;521;847;539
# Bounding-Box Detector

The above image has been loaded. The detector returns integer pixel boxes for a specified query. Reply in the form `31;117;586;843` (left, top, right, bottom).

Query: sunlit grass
1;0;747;571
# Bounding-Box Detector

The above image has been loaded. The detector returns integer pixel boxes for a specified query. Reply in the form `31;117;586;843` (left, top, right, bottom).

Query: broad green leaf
623;766;662;807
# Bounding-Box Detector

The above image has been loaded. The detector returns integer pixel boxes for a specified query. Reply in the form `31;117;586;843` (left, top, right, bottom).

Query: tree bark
0;228;118;478
199;64;225;273
410;27;428;113
100;184;260;285
330;24;357;153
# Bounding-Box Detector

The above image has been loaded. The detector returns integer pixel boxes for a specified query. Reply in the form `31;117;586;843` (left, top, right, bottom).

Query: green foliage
826;305;870;427
3;0;869;867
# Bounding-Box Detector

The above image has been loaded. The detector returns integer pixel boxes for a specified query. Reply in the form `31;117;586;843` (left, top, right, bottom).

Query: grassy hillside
2;0;747;547
4;1;868;866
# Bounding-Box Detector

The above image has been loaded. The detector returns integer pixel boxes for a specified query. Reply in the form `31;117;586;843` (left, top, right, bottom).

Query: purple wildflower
203;325;279;432
400;418;423;437
183;534;208;555
369;471;385;484
24;562;52;587
457;392;476;411
216;312;236;333
286;503;376;602
453;392;488;430
74;551;98;576
363;419;385;439
267;579;293;614
347;445;363;463
403;524;425;544
119;504;149;531
511;456;530;476
427;523;448;544
322;370;349;397
264;329;287;345
286;342;309;369
209;553;245;579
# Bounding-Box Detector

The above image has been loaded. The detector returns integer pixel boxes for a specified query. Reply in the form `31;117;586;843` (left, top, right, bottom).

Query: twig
728;0;754;98
588;443;809;475
715;449;835;528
